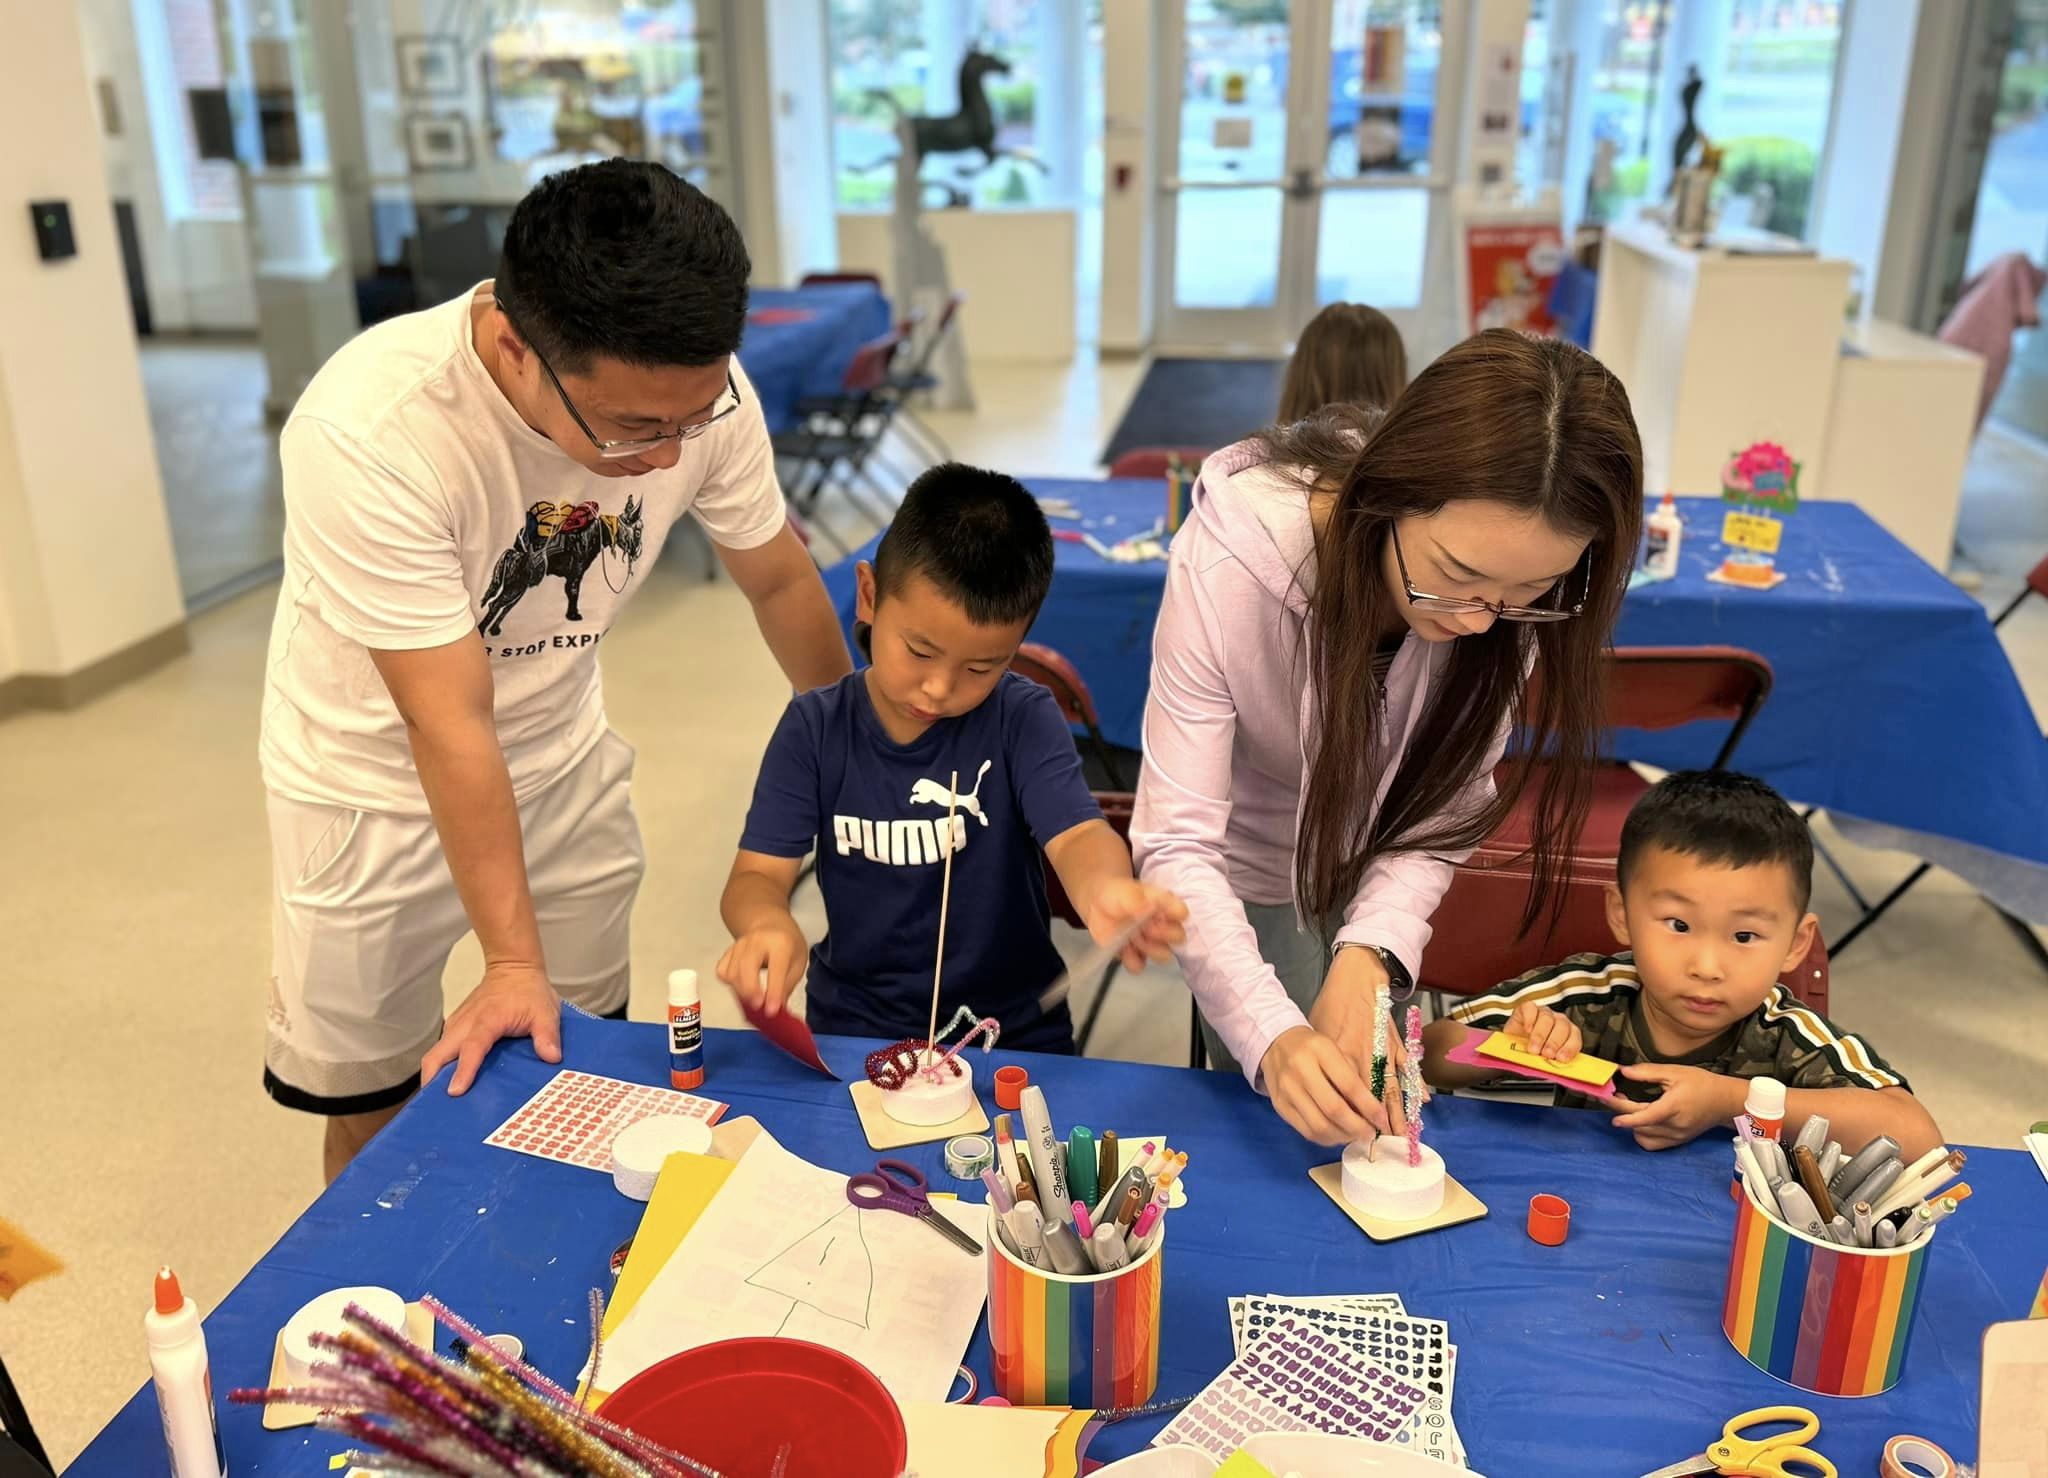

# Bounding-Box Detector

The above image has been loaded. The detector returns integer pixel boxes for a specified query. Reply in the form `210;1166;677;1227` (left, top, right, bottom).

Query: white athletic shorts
263;728;643;1114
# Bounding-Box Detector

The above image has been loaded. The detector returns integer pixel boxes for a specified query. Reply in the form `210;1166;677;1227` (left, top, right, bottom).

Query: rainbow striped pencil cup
987;1209;1163;1408
1723;1174;1932;1397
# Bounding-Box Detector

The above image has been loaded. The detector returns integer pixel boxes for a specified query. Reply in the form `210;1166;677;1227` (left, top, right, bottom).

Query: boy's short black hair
494;159;750;374
1618;770;1814;912
872;463;1054;626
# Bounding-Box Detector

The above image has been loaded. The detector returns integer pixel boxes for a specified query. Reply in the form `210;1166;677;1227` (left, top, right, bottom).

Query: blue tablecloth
741;284;891;433
73;1015;2047;1475
826;486;2048;909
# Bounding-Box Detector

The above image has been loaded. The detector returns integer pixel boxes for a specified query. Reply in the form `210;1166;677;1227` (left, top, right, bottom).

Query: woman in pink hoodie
1133;330;1644;1145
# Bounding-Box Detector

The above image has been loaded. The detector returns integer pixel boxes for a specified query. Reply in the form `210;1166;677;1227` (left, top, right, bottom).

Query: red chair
1422;841;1831;1015
1109;446;1214;480
798;270;883;288
1011;643;1131;791
1488;645;1774;861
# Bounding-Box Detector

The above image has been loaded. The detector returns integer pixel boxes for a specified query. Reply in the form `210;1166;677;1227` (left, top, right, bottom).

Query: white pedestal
1820;318;1984;569
881;1054;976;1127
1592;219;1853;498
1340;1140;1447;1223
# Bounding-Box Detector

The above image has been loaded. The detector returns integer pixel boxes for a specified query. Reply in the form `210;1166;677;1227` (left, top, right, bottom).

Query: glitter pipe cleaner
1403;1005;1424;1168
1369;980;1392;1102
921;1008;1002;1082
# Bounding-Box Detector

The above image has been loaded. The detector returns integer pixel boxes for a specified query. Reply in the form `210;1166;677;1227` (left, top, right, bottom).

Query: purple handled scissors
845;1159;983;1256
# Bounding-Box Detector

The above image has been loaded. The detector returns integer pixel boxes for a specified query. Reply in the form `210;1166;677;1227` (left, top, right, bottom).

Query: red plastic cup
1527;1193;1571;1246
602;1337;906;1477
994;1065;1029;1110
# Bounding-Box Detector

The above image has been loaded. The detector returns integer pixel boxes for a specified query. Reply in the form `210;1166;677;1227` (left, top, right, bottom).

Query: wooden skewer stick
925;771;960;1062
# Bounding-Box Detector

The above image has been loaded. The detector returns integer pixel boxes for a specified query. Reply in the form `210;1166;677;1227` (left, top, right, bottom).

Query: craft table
73;1015;2047;1475
740;283;892;434
824;484;2048;923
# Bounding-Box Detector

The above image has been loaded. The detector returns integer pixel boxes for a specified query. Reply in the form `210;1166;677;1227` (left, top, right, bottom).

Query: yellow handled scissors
1641;1405;1837;1478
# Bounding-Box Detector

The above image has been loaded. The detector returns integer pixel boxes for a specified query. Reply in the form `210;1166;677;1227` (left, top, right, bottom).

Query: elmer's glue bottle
668;969;706;1089
146;1266;226;1477
1644;490;1683;578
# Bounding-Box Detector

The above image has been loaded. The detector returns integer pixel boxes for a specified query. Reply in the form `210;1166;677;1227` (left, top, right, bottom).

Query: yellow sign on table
1722;510;1783;554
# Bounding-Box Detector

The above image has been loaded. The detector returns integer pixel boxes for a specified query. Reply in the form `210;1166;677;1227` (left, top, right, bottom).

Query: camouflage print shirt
1447;952;1909;1110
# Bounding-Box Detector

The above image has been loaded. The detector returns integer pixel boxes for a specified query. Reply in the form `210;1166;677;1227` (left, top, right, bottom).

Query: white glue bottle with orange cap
146;1266;226;1476
1644;490;1684;579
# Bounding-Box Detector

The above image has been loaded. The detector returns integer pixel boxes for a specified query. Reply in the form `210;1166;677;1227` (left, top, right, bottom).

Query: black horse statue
479;493;643;637
902;48;1009;166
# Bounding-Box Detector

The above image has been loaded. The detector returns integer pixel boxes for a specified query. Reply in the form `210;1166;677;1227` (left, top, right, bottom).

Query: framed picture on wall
397;35;464;98
405;113;473;172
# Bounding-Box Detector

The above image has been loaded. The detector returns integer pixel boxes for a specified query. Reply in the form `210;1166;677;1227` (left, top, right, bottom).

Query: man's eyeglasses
501;303;740;459
1389;523;1587;623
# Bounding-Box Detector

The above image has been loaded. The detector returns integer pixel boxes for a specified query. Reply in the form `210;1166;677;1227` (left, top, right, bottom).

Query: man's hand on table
421;960;563;1095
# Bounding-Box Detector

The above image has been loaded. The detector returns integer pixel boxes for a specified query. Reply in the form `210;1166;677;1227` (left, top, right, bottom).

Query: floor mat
1099;356;1285;467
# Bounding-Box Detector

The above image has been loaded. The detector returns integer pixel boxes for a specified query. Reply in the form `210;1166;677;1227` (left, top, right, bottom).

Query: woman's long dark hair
1270;329;1644;934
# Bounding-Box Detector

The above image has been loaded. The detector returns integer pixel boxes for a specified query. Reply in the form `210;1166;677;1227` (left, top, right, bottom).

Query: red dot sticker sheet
484;1069;728;1171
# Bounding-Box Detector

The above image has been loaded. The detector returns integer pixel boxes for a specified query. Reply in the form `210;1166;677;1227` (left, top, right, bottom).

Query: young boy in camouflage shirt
1421;771;1944;1157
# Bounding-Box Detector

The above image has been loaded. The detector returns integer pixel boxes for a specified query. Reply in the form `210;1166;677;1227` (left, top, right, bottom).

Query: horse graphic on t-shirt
908;758;993;826
478;493;643;637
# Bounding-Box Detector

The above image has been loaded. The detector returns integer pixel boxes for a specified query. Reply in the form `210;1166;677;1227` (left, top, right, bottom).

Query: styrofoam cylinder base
1341;1140;1446;1223
282;1285;405;1380
883;1055;976;1126
610;1114;715;1200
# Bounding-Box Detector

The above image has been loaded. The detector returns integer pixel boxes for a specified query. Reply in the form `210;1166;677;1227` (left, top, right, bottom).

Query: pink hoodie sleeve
1132;550;1309;1089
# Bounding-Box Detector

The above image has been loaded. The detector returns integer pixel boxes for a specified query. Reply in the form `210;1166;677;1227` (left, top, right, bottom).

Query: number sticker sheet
484;1069;727;1170
1228;1293;1406;1356
1154;1315;1428;1459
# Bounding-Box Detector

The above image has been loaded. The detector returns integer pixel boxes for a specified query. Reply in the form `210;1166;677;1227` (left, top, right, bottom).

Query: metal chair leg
1074;961;1122;1055
1994;903;2048;979
1827;862;1931;958
1188;996;1206;1070
1800;809;1875;915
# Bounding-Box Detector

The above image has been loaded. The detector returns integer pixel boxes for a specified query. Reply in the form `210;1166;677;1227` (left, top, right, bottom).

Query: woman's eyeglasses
1389;524;1587;622
500;303;740;459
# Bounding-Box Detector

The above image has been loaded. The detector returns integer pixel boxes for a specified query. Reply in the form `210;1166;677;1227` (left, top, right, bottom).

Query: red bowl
600;1337;907;1477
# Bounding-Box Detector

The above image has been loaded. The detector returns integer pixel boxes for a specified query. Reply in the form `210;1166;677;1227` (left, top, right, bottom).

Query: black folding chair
772;328;910;555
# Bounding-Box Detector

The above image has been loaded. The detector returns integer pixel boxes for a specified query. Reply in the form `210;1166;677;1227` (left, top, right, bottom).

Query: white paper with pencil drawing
598;1134;987;1403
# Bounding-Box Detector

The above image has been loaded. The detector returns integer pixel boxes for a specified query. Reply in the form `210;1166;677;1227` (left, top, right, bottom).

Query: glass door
1156;0;1465;355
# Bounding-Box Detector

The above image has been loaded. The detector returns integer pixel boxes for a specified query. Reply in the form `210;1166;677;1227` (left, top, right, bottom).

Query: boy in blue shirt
717;464;1186;1051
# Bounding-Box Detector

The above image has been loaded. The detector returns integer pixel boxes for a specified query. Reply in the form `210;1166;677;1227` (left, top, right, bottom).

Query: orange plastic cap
994;1065;1029;1110
1527;1193;1571;1246
154;1266;184;1314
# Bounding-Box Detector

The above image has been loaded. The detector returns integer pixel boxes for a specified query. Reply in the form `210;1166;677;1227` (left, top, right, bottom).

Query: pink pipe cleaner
1403;1005;1424;1167
920;1008;1002;1082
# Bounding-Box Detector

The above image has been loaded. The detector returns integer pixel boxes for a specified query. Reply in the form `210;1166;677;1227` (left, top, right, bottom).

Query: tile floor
5;355;2046;1468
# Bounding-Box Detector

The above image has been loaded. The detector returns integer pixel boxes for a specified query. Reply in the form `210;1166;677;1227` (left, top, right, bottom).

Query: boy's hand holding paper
1505;1001;1582;1063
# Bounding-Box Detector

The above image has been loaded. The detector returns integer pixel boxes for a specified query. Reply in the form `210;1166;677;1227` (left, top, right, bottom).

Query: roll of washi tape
610;1114;714;1201
1880;1434;1955;1478
281;1286;406;1380
1527;1193;1571;1246
994;1065;1029;1110
944;1134;994;1180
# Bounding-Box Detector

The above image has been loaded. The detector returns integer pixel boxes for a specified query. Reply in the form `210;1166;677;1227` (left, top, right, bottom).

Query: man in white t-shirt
259;161;853;1179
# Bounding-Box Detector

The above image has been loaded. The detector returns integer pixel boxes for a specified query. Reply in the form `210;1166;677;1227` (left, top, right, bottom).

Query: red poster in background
1462;221;1566;337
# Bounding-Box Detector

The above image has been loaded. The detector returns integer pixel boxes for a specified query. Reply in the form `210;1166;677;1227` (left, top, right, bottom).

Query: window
828;0;1081;211
140;0;241;217
1710;0;1842;239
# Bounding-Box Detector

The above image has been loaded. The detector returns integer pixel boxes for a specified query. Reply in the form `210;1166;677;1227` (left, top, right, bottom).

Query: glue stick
146;1266;226;1478
1734;1076;1787;1201
668;969;705;1089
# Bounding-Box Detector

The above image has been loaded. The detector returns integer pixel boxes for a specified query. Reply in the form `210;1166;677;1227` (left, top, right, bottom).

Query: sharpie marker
1093;1163;1149;1227
1005;1205;1049;1267
1042;1218;1090;1275
1018;1087;1074;1227
1089;1223;1130;1272
994;1115;1023;1189
1071;1199;1095;1241
1828;1136;1898;1201
981;1168;1014;1216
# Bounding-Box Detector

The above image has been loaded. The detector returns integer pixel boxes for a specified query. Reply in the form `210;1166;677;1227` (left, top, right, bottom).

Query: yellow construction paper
1215;1454;1281;1478
900;1402;1097;1477
603;1152;737;1337
0;1216;62;1300
1475;1031;1619;1088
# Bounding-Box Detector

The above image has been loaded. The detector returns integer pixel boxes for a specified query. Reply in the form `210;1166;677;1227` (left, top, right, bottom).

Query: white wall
1809;0;1919;312
836;209;1077;364
733;0;838;284
0;6;185;679
1098;1;1154;352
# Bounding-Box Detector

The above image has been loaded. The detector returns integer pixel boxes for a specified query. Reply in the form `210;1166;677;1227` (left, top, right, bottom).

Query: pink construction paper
1444;1026;1618;1103
747;307;817;325
741;996;840;1079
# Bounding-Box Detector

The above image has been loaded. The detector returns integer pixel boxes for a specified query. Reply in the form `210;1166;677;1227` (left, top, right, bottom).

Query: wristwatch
1335;941;1415;999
